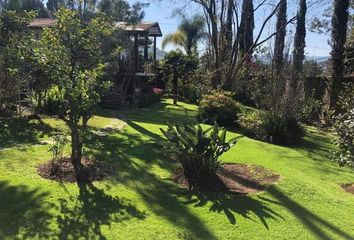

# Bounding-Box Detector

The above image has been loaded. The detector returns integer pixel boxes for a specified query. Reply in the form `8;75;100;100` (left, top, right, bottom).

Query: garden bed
37;157;114;182
172;163;280;194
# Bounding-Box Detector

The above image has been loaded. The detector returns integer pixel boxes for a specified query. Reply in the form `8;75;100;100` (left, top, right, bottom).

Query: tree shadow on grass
137;181;219;240
97;101;197;127
85;130;218;239
177;189;283;229
292;132;334;163
57;182;146;240
263;186;354;240
0;180;54;239
0;118;53;148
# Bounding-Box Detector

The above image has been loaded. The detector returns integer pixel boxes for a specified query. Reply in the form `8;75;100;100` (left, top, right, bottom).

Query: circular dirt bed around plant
172;163;280;194
342;183;354;195
37;157;114;183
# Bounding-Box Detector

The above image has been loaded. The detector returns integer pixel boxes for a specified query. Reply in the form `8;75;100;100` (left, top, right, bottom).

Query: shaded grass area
0;98;353;239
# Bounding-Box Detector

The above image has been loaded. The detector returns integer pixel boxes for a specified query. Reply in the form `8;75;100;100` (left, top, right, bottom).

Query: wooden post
134;33;138;72
144;35;148;62
153;36;157;61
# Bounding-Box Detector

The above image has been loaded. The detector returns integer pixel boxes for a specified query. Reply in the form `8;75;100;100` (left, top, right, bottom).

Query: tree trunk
70;122;86;182
291;0;307;103
173;66;178;105
273;0;287;78
330;0;350;109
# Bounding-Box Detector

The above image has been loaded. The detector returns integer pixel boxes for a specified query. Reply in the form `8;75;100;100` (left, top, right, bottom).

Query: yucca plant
160;122;241;189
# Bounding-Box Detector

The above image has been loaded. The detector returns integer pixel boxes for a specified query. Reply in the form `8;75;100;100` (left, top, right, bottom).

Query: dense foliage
155;51;198;104
34;9;112;181
0;10;35;115
333;83;354;167
330;0;350;108
198;90;241;127
258;111;304;145
160;122;240;189
137;87;163;108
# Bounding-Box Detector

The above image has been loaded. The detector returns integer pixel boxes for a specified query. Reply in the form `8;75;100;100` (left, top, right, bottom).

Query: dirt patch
342;183;354;194
37;157;114;182
172;163;280;194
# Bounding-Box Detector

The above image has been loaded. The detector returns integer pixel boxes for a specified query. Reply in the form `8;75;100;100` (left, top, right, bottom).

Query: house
29;18;163;76
29;18;163;109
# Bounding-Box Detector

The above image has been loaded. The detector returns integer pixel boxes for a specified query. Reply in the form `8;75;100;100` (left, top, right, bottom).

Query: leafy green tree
35;9;112;181
162;15;205;55
21;0;50;17
0;10;35;114
333;83;354;167
3;0;21;10
98;0;144;22
46;0;65;13
157;50;198;105
344;28;354;75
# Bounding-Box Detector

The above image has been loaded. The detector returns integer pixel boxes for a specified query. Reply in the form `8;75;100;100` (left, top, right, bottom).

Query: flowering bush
333;83;354;167
237;112;261;131
138;87;163;108
258;111;304;145
152;87;164;95
333;108;354;167
198;90;241;126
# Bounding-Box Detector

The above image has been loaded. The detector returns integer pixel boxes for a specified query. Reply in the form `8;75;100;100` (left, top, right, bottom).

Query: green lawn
0;99;353;240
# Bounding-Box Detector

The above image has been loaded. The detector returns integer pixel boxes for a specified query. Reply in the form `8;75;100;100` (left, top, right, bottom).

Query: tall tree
98;0;130;21
225;0;233;50
0;11;35;114
46;0;65;13
239;0;254;59
35;9;111;181
273;0;287;77
98;0;144;23
291;0;307;99
21;0;50;17
162;15;205;55
330;0;350;108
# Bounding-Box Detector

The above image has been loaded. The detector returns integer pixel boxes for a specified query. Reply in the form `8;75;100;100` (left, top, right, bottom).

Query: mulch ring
172;163;280;194
37;157;114;183
342;183;354;194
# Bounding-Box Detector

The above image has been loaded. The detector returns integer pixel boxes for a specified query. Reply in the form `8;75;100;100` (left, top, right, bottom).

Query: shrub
32;87;63;115
332;108;354;167
258;111;304;145
332;83;354;167
138;87;163;108
198;90;241;126
160;122;241;189
298;92;322;124
237;112;261;137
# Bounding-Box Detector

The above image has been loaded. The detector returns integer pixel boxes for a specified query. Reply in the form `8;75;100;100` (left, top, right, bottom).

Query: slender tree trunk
173;66;178;105
211;17;220;88
70;120;86;182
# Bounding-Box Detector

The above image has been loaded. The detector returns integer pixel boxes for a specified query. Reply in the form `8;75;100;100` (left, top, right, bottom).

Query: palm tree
162;15;205;55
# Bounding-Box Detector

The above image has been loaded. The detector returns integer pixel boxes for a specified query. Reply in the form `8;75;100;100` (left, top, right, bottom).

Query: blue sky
127;0;332;57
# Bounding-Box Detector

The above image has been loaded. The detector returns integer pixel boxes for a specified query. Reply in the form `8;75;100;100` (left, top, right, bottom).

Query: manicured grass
0;99;353;240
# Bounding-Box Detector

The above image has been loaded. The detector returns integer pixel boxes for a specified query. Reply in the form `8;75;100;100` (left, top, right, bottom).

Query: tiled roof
29;18;57;28
115;22;162;36
29;19;162;36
